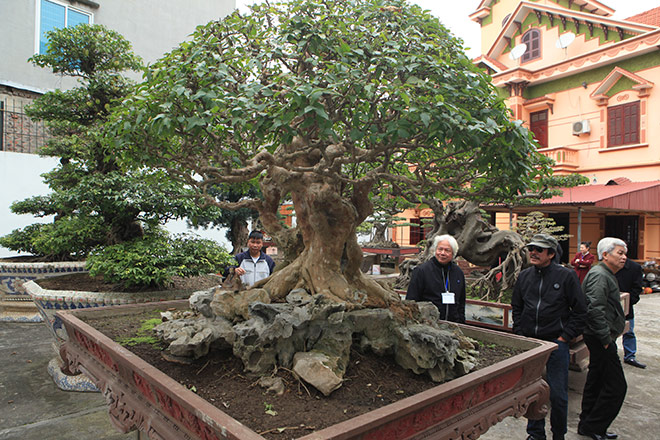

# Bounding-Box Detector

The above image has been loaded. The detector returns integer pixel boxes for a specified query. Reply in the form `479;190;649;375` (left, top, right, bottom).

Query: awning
485;178;660;213
539;179;660;212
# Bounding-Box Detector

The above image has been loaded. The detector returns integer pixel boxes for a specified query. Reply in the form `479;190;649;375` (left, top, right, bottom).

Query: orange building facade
392;1;660;262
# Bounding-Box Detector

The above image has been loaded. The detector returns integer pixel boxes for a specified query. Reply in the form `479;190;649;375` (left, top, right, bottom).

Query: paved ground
0;323;135;440
1;294;659;440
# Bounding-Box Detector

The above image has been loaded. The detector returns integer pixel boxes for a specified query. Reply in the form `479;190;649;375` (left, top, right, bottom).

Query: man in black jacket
616;258;645;368
512;234;587;440
406;234;465;323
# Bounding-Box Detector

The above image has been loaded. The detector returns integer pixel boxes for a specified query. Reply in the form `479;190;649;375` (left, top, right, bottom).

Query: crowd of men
404;233;644;440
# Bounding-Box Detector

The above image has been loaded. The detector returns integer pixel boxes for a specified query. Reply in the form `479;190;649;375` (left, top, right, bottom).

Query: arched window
521;29;541;62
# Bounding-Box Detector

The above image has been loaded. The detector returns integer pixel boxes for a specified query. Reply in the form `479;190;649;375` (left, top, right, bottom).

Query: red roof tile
540;180;660;211
626;6;660;27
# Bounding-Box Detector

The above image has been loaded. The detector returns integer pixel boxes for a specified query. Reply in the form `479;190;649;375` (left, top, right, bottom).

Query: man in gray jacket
578;237;627;440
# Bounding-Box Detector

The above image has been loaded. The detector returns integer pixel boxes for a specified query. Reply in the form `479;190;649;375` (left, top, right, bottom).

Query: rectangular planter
57;300;555;440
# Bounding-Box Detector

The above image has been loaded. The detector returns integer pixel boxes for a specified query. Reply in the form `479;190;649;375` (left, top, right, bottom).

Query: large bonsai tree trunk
252;145;396;309
262;179;395;308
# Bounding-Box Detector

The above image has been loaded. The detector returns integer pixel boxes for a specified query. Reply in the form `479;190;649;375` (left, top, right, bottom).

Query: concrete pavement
0;322;135;440
1;294;659;440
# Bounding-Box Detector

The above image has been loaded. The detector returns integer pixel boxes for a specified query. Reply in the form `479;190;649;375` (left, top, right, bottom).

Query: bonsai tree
113;0;557;307
188;181;262;254
513;211;571;244
0;24;205;261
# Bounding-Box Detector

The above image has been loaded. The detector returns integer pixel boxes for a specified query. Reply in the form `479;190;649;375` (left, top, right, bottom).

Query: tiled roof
540;180;660;211
626;6;660;27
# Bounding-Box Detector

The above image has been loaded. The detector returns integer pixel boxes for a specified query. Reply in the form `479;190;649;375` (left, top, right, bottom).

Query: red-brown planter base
57;301;555;440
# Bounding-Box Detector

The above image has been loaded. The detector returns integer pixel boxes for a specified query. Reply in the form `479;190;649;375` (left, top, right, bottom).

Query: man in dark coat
578;237;628;440
406;234;465;323
616;258;645;368
512;233;586;440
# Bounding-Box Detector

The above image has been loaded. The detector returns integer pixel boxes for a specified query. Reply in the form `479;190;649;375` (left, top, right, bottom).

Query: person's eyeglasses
528;245;546;253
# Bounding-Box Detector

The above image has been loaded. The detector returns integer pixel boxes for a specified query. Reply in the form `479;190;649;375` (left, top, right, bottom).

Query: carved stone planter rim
0;260;88;322
24;279;195;304
58;300;556;440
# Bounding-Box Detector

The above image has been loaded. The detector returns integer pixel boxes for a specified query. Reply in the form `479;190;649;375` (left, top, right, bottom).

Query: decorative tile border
0;261;87;322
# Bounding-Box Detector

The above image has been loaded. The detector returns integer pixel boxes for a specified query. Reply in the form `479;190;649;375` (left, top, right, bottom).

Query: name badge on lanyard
442;292;455;304
441;270;454;304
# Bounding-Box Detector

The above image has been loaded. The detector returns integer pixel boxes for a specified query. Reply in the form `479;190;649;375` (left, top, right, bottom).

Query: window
37;0;92;54
409;217;433;246
607;101;640;147
521;29;541;63
530;110;548;148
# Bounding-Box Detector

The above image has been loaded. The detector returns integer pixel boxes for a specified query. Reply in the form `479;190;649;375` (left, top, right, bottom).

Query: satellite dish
556;32;576;49
509;43;527;60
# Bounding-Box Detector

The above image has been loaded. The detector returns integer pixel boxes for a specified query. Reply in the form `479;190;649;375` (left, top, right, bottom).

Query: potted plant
56;299;555;439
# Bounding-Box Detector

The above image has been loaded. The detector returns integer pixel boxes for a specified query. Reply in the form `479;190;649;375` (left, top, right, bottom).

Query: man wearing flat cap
512;233;587;440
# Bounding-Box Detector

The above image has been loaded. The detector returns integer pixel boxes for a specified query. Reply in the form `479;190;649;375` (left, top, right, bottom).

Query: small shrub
86;231;233;289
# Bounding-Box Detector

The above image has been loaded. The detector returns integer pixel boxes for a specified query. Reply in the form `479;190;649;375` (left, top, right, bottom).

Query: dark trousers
527;339;569;440
579;334;627;435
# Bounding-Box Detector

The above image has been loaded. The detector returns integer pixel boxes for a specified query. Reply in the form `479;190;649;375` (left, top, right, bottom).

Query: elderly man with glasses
512;233;587;440
578;237;628;440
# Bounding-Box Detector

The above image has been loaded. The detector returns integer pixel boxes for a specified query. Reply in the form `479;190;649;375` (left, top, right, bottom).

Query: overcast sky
234;0;660;58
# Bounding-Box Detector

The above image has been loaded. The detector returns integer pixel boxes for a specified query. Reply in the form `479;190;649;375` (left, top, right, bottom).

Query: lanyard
441;267;450;292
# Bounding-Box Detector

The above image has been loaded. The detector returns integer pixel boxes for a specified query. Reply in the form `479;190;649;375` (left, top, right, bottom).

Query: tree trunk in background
229;217;249;254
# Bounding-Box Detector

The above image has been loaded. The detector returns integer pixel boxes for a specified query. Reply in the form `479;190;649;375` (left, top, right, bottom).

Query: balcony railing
538;146;578;169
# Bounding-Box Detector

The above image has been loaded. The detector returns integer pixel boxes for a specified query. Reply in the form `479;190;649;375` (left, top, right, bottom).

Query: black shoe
526;436;546;440
577;432;606;440
578;429;617;440
624;358;646;368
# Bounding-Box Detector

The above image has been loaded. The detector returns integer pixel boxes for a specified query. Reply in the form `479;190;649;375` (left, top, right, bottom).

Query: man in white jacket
233;231;275;287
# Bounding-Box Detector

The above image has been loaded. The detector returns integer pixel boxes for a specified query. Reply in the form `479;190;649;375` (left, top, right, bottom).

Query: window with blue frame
38;0;91;54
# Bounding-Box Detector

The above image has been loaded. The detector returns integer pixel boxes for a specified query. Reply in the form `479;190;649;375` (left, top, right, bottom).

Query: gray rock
286;288;312;305
153;289;478;395
189;289;215;318
345;308;396;355
258;376;286;395
210;287;271;321
292;351;343;396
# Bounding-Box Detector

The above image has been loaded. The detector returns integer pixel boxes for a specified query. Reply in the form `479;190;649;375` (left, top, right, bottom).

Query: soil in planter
81;309;523;440
35;272;223;293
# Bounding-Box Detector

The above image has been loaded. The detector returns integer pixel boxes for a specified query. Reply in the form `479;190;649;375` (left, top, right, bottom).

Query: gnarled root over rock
155;287;478;396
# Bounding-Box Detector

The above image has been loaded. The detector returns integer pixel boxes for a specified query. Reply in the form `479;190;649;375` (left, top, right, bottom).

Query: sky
234;0;660;58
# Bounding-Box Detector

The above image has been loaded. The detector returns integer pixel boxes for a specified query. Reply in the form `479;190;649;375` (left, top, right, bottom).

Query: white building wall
1;1;236;255
0;151;58;257
0;0;236;93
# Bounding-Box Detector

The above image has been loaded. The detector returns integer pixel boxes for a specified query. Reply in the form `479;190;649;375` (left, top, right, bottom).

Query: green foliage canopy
113;0;558;260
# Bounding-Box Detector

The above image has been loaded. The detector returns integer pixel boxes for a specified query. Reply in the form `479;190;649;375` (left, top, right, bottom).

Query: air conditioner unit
572;120;591;135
